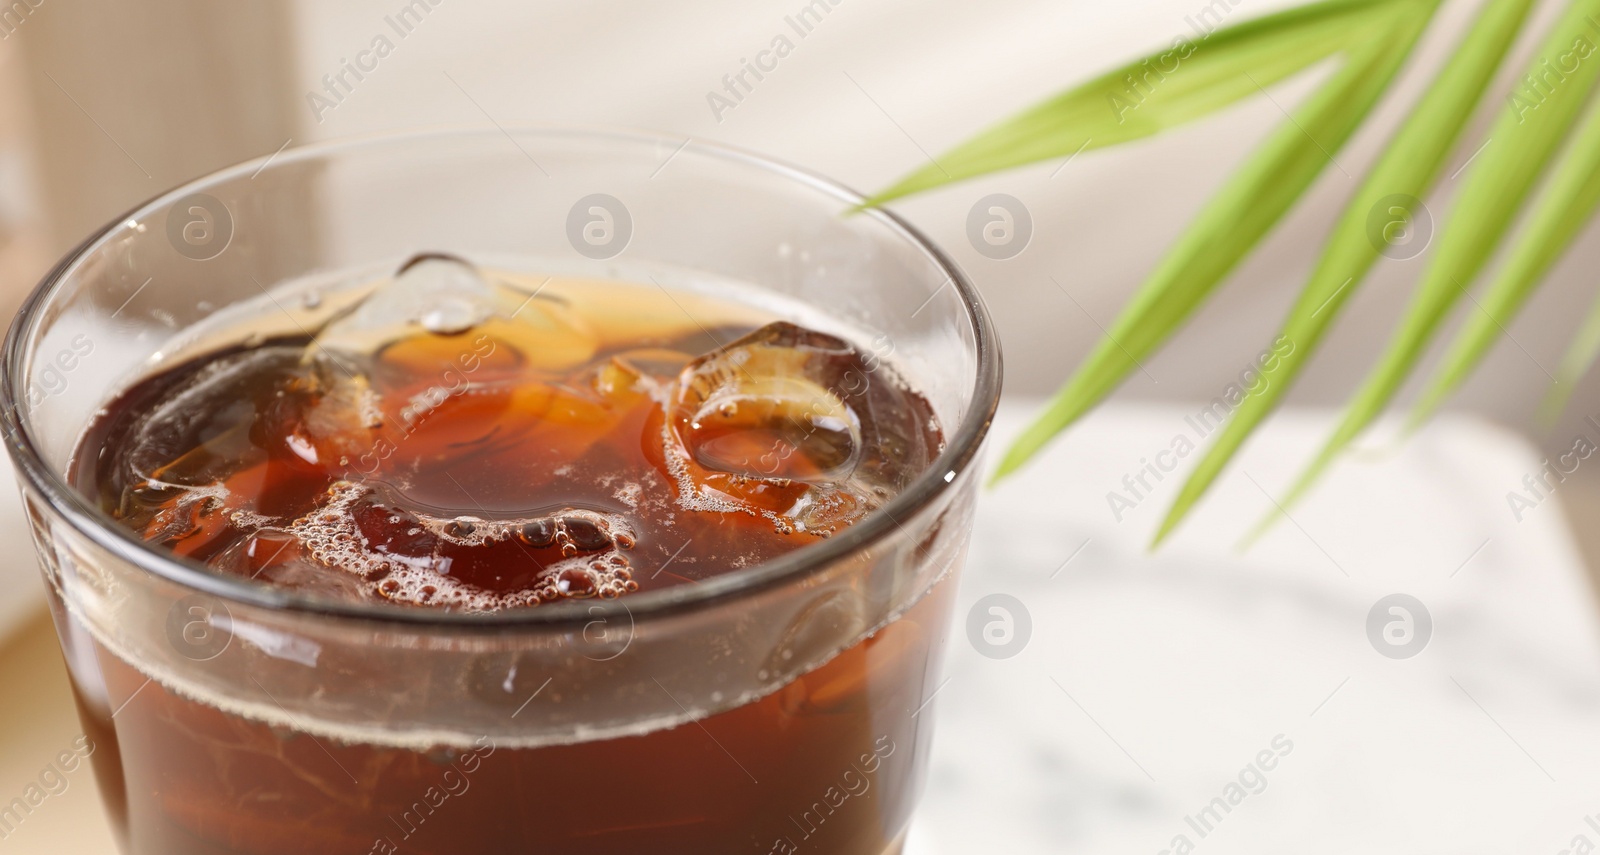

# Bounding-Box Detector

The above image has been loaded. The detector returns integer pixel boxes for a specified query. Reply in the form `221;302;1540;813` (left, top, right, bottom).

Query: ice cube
137;483;236;556
248;364;386;473
659;322;920;536
315;254;497;354
128;347;306;487
671;322;862;483
314;253;597;374
369;378;625;488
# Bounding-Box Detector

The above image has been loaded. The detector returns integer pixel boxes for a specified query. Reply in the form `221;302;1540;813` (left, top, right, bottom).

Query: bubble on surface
286;482;638;610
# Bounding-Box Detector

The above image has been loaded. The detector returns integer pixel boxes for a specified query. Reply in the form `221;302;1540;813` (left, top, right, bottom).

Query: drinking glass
0;128;1001;855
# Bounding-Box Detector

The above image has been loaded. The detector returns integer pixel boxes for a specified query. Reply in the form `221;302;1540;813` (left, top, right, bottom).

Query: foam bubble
286;482;639;611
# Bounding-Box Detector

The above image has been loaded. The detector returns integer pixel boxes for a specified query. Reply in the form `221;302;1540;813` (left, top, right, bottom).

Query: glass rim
0;124;1002;630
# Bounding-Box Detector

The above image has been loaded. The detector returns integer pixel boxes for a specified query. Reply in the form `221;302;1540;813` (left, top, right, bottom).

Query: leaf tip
1149;508;1184;551
1537;377;1577;428
1238;510;1282;551
984;464;1013;490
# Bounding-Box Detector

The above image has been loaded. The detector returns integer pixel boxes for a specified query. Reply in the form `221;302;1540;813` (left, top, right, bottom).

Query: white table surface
1;398;1596;853
907;400;1600;854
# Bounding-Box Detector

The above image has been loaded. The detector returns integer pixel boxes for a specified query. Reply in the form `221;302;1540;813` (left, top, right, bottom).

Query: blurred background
9;0;1600;502
4;0;1599;444
3;0;1600;852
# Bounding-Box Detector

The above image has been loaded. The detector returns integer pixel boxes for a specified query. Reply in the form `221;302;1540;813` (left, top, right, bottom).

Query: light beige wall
0;12;44;320
13;0;300;253
7;1;308;323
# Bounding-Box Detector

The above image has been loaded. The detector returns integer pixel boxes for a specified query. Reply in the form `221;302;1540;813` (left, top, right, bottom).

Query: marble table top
907;401;1600;854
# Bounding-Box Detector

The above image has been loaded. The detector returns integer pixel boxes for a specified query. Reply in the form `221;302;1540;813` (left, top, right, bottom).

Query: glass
0;128;1001;855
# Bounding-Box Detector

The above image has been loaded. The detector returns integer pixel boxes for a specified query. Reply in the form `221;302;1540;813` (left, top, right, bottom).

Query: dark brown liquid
59;260;952;854
60;583;953;855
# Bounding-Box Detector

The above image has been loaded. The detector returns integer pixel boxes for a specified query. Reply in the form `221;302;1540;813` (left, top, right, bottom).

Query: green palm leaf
867;0;1430;207
1154;0;1535;545
1544;275;1600;424
1415;92;1600;426
867;0;1600;544
1244;0;1600;539
992;2;1440;481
